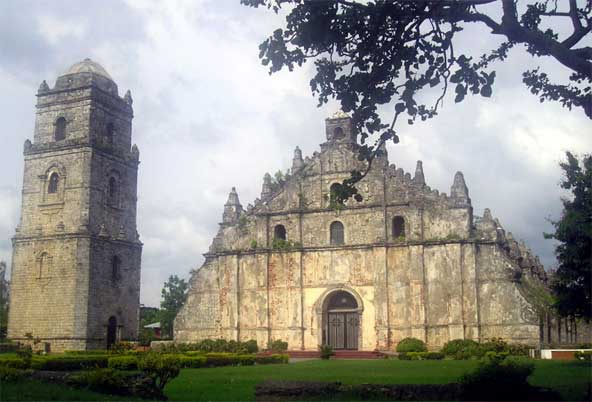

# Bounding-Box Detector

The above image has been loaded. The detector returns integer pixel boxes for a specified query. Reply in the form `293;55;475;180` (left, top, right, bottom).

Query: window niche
48;173;59;194
330;221;345;245
333;126;345;140
392;216;405;240
105;123;114;145
54;117;67;141
108;177;119;206
111;256;121;282
37;252;52;279
274;224;287;241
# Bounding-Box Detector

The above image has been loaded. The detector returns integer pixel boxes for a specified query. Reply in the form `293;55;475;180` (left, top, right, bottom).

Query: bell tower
8;59;142;351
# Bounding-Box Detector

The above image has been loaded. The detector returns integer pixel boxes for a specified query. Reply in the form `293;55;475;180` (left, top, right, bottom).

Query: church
174;113;553;351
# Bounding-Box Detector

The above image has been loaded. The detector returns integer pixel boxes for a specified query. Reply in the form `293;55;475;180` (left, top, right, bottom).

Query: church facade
174;114;552;351
7;59;142;352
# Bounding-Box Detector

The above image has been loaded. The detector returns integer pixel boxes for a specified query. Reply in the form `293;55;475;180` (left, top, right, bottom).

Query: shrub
575;351;592;361
138;353;180;393
423;352;445;360
67;368;126;395
64;350;111;355
441;339;480;359
0;366;31;382
0;356;29;369
460;356;535;400
244;339;259;354
108;355;138;370
267;339;288;353
16;346;33;367
396;338;427;353
204;352;240;367
109;341;136;354
398;352;411;360
31;355;108;371
319;344;334;360
178;355;207;368
255;354;288;365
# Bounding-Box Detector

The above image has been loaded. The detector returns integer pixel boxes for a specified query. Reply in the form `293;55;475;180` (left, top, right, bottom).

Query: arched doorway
106;316;117;348
324;290;360;350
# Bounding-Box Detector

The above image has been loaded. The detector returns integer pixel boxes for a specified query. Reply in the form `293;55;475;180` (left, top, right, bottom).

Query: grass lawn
1;359;589;401
165;359;592;401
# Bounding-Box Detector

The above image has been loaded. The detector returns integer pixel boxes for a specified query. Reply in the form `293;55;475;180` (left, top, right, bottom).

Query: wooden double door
327;312;359;350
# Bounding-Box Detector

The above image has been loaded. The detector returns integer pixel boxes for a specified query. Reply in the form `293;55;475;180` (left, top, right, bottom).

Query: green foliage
0;366;31;382
109;341;136;353
460;356;536;400
271;238;301;250
250;239;258;249
165;339;259;354
398;351;444;360
0;261;8;340
30;355;109;371
67;368;126;395
574;351;592;361
178;355;207;368
0;356;29;369
254;354;289;365
241;0;592;202
160;275;189;339
545;152;591;320
15;346;33;368
108;356;138;371
319;344;334;360
267;339;288;353
396;337;427;353
138;352;180;392
441;339;480;360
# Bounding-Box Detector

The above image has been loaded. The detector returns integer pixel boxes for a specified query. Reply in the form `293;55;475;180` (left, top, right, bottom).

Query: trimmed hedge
156;339;259;354
255;354;289;365
398;352;444;360
108;355;138;370
396;338;427;353
0;366;31;382
0;356;29;369
31;355;108;371
441;338;532;360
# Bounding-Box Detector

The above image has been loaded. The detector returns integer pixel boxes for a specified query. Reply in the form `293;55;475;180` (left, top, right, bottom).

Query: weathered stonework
8;59;142;352
175;113;572;351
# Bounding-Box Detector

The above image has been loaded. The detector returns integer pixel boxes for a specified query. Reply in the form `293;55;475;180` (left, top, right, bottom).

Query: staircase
288;350;383;359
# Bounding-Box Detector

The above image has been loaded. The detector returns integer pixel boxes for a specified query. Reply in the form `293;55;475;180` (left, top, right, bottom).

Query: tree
545;152;591;320
242;0;592;201
160;275;189;338
0;261;8;339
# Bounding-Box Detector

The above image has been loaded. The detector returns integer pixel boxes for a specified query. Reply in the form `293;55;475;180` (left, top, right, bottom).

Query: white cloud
37;14;87;45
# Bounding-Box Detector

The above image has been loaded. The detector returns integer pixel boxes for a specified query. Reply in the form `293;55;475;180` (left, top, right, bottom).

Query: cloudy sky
0;1;589;307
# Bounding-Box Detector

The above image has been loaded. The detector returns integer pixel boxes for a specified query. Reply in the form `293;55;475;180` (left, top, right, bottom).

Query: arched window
108;177;118;205
329;183;343;205
274;224;286;241
111;256;121;281
54;117;66;141
48;173;59;194
105;123;114;145
107;316;117;348
333;126;345;139
392;216;405;239
327;290;358;310
330;221;344;245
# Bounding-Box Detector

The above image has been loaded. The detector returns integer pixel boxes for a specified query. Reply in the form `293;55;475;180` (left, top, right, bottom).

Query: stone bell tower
7;59;142;351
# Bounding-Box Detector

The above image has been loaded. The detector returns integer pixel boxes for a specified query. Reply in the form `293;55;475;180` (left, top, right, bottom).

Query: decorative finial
124;90;133;105
223;187;243;224
292;146;304;173
24;139;32;152
131;144;140;160
38;80;49;93
413;161;425;186
98;224;109;238
450;171;471;205
117;225;127;240
261;173;272;199
483;208;493;221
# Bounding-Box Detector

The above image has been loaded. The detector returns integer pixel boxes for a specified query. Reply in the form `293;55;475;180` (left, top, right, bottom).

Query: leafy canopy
242;0;592;200
545;152;591;320
160;275;189;338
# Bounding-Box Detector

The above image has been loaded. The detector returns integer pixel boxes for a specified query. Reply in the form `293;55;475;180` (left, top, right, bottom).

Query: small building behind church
175;113;583;351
